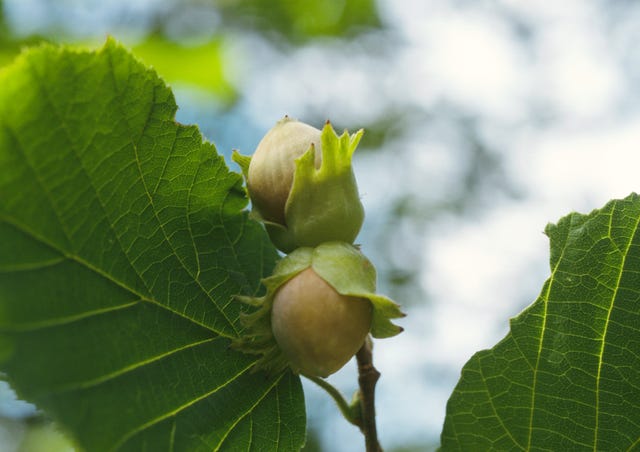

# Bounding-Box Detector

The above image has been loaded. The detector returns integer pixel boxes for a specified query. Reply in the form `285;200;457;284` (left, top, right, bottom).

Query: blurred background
2;0;640;450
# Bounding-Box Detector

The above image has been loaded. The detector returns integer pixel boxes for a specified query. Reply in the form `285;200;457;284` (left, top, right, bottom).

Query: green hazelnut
271;267;372;377
234;242;404;376
247;116;322;225
233;117;365;253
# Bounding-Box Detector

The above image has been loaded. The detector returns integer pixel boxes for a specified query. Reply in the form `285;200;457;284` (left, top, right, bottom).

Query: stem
356;336;382;452
304;336;383;451
304;374;360;427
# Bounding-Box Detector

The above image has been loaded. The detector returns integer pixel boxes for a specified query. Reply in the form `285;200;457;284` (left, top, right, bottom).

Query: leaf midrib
112;362;284;451
103;49;240;336
526;223;572;450
0;214;233;339
214;374;285;452
52;336;221;395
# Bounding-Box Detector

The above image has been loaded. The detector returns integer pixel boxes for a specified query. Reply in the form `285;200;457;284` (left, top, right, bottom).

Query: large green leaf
442;194;640;450
0;39;305;451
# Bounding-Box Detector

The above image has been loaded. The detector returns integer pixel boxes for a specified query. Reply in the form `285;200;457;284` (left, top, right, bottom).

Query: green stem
303;374;361;428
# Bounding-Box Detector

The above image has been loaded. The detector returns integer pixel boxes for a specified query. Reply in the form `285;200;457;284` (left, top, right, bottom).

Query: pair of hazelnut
233;117;402;378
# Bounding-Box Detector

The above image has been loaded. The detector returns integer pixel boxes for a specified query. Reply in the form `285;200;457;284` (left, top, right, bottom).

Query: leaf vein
0;256;66;273
214;373;286;451
527;230;571;450
53;337;219;394
0;215;233;338
594;210;640;450
479;361;524;450
25;56;156;305
0;299;141;332
114;360;258;450
104;51;237;336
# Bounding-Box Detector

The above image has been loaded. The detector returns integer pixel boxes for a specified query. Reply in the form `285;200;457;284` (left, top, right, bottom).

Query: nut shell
247;118;321;225
271;268;372;377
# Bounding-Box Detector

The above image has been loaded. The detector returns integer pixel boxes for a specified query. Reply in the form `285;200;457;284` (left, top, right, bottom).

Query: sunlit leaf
442;194;640;450
0;39;305;451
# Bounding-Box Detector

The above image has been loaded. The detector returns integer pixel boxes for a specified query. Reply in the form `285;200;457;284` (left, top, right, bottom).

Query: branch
305;336;383;451
355;336;382;452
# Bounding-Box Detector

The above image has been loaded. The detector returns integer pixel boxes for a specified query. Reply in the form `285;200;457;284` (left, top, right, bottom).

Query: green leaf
441;193;640;450
0;39;305;451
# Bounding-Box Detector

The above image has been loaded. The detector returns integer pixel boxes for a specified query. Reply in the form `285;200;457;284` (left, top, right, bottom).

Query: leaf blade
442;194;640;450
0;39;304;451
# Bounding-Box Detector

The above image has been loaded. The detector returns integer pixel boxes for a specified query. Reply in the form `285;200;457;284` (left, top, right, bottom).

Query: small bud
233;117;365;253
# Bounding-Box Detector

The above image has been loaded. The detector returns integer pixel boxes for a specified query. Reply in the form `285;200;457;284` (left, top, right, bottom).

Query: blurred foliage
0;0;382;100
18;420;75;452
214;0;381;43
0;35;45;68
138;0;381;44
0;0;4;35
132;35;236;104
0;1;45;68
389;444;439;452
0;416;76;452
